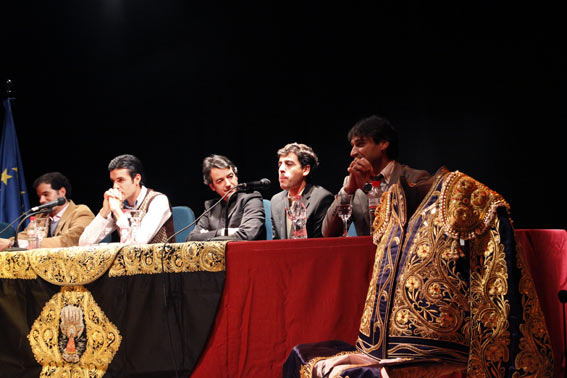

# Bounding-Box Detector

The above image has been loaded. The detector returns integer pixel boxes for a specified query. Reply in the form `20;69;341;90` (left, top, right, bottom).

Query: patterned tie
363;173;384;194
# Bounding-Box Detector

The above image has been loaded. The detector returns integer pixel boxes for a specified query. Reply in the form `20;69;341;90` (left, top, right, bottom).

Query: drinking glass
336;192;353;237
28;217;49;249
121;209;144;244
287;195;307;239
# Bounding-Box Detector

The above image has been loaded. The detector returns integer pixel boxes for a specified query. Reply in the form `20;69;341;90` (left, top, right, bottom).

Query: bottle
367;181;381;229
288;195;307;239
27;216;39;250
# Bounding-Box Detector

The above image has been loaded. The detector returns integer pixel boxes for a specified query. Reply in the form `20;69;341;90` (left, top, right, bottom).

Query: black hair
33;172;72;198
347;115;399;159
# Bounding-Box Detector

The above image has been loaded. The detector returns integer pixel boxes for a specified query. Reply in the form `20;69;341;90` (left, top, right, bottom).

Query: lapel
388;161;402;189
53;200;76;236
226;192;241;221
274;191;288;239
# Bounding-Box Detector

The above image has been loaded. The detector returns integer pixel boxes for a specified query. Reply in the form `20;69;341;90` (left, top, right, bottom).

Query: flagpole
2;79;13;99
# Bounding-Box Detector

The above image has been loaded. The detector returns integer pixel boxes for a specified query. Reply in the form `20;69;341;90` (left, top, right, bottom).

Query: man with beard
322;115;431;237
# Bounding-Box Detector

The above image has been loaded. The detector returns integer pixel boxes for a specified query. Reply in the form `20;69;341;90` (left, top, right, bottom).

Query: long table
192;230;567;378
1;231;564;377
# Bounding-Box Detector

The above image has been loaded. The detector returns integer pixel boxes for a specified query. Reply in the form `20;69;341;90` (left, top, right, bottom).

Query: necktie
363;174;384;194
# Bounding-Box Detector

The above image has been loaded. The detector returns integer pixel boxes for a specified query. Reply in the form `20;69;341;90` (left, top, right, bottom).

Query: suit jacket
270;183;334;239
322;161;431;237
19;200;95;248
187;191;266;241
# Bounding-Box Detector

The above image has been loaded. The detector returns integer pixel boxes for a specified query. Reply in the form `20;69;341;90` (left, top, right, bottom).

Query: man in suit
271;143;333;239
322;115;431;237
0;172;95;250
187;154;265;241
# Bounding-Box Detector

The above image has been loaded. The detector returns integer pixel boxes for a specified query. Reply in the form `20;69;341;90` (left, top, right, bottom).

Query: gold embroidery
468;222;511;377
440;171;509;240
388;191;469;348
359;185;406;355
29;245;122;285
28;286;121;378
372;191;392;245
512;235;554;377
108;241;226;277
0;250;37;279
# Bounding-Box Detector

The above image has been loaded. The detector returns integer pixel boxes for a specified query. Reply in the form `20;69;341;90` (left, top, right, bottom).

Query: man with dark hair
187;154;265;241
322;115;431;237
79;154;174;245
0;172;95;250
270;143;333;239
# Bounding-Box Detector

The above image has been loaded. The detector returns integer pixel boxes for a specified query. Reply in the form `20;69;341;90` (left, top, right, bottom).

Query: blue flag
0;97;30;225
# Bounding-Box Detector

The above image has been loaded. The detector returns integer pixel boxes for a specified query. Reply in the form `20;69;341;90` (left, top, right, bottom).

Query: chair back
172;206;196;242
0;222;16;239
263;200;273;240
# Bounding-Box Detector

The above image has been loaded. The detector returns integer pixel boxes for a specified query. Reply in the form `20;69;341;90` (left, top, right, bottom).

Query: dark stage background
1;1;564;229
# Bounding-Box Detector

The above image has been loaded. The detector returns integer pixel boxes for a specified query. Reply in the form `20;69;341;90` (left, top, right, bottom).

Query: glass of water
336;192;353;237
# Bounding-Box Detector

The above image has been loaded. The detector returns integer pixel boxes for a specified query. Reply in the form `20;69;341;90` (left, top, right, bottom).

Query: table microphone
237;178;271;192
30;197;65;212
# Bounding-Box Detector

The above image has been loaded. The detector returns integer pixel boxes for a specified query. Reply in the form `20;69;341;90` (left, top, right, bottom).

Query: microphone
237;178;271;192
30;197;66;212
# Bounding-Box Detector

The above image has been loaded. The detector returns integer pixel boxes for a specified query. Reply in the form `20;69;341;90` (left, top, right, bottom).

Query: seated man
323;115;430;237
0;172;95;250
271;143;333;239
187;154;265;241
79;154;174;245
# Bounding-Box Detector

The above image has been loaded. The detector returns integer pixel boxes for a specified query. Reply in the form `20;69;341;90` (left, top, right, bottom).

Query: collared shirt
379;160;395;191
78;186;171;246
49;202;70;237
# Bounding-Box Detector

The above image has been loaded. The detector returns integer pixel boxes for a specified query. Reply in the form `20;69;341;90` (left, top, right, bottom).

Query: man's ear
58;187;67;199
209;184;216;192
133;173;142;186
379;140;390;152
303;165;311;177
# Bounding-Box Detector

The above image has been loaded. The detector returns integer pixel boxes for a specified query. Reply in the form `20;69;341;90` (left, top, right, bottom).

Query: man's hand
344;157;375;194
226;227;240;236
100;188;124;218
0;238;13;251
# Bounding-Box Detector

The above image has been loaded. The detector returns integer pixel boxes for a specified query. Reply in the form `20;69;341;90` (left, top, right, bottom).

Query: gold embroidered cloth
290;169;554;378
0;241;227;377
0;241;227;283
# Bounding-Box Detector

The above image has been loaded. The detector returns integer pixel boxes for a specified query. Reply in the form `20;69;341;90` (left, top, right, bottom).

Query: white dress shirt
78;186;171;246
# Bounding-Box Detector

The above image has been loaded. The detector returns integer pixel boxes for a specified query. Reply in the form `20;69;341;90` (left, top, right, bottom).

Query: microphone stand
165;189;234;244
224;191;238;238
6;209;50;251
559;290;567;378
159;187;235;377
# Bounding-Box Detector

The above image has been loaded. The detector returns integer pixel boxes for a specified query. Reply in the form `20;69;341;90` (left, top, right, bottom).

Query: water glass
121;209;144;244
27;217;49;249
336;192;353;237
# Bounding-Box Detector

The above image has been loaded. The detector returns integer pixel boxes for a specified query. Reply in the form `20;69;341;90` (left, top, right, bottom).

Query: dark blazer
270;183;334;239
322;161;431;237
187;191;266;241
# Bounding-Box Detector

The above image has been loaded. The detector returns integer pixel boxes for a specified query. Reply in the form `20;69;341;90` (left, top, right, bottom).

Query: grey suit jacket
270;184;334;239
322;161;431;237
187;191;266;241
